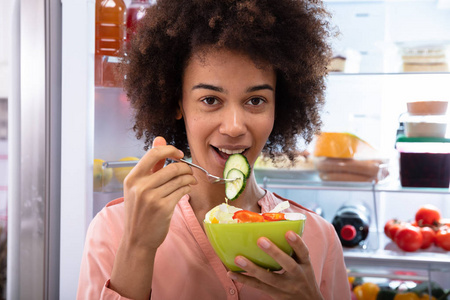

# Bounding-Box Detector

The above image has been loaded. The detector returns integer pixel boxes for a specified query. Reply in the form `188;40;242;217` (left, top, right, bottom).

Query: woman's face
181;48;276;177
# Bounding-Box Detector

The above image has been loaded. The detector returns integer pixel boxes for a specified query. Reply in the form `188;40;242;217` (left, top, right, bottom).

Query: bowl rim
203;213;306;225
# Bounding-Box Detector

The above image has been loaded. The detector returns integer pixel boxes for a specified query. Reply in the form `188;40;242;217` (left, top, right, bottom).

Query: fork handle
169;158;209;174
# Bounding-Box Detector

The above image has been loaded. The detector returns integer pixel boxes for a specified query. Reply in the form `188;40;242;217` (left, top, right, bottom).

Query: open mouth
212;146;248;160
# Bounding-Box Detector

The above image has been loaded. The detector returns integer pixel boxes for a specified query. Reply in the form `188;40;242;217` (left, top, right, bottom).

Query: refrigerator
6;0;450;299
9;0;145;298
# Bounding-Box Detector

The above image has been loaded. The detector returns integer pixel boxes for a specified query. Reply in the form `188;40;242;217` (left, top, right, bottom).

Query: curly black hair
121;0;333;161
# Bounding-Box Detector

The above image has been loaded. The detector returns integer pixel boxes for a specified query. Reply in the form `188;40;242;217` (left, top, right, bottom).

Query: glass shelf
325;0;450;74
258;176;450;194
343;231;450;273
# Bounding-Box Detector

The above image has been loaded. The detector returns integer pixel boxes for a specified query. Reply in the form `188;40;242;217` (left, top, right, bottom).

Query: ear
175;101;183;120
175;109;182;120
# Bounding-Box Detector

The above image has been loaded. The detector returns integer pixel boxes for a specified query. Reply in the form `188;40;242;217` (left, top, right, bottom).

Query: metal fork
170;158;235;184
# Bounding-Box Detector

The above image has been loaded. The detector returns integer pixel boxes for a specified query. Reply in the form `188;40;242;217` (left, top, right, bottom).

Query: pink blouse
77;191;351;299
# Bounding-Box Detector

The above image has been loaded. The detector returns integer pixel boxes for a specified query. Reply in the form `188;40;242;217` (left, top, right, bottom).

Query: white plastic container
400;113;448;138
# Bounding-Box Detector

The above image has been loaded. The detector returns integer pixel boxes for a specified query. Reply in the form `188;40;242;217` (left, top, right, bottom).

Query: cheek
184;115;210;137
256;114;275;137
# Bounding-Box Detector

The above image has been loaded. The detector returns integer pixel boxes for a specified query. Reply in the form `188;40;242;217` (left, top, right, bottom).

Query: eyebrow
191;83;274;93
246;84;274;93
192;83;224;93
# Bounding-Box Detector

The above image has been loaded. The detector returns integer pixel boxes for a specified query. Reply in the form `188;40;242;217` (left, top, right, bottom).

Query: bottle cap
340;225;357;241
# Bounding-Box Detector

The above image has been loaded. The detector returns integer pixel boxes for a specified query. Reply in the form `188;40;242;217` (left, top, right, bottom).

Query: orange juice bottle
95;0;126;87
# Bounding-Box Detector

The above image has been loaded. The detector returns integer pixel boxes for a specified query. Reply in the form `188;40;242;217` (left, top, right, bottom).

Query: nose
218;104;247;137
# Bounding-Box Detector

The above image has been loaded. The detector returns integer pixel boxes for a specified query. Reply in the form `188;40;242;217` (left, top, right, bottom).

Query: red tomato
262;213;286;221
435;226;450;251
388;221;406;242
419;226;436;249
415;205;441;226
395;225;423;252
233;210;264;223
384;219;396;239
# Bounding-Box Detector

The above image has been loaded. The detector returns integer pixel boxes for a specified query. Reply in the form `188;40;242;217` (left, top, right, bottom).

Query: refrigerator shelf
344;247;450;273
258;176;450;194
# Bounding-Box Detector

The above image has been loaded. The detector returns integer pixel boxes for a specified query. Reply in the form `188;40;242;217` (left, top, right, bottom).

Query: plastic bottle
95;0;127;87
332;203;371;247
126;0;155;44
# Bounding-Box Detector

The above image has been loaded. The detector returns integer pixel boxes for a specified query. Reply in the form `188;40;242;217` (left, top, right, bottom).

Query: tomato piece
415;204;441;227
262;213;286;221
435;226;450;251
395;225;423;252
419;226;436;249
232;210;264;223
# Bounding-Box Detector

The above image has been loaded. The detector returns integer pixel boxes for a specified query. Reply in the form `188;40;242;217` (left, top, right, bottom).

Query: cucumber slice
225;168;246;201
223;153;250;179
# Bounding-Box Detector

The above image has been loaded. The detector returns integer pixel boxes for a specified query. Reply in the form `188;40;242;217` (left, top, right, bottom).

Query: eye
201;97;219;105
246;97;266;106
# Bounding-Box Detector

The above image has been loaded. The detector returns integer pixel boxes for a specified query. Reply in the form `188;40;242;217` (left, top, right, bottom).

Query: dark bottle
332;203;371;247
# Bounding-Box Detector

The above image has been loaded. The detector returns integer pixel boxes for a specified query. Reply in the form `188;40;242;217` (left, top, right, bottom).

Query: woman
77;0;350;299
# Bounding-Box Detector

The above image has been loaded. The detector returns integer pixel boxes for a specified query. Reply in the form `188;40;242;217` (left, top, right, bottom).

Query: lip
211;145;250;167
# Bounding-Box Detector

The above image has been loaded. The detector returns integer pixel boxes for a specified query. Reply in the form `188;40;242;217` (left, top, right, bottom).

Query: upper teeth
219;148;246;155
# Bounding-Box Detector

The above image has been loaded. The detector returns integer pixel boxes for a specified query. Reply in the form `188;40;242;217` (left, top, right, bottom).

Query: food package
315;157;389;182
399;43;449;73
313;132;389;183
254;151;314;171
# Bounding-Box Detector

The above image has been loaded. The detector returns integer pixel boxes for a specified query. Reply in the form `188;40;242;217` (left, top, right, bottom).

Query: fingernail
178;150;184;157
287;231;297;242
235;256;247;267
258;237;270;249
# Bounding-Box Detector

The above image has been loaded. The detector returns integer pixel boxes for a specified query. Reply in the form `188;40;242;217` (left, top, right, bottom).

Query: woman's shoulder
87;197;125;237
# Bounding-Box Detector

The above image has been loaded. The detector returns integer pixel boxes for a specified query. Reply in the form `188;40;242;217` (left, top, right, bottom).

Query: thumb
151;136;168;173
152;136;167;148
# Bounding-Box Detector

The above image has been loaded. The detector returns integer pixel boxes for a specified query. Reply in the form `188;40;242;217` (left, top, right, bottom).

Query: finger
130;144;184;178
152;136;167;147
255;237;300;275
159;183;194;210
228;257;278;295
148;162;196;188
150;172;198;200
285;231;311;267
152;136;169;172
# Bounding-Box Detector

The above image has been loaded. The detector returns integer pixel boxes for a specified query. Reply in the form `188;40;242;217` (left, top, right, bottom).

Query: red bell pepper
232;210;265;223
262;213;286;221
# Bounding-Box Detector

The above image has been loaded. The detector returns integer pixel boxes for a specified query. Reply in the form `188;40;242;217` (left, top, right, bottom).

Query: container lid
396;135;450;153
396;135;450;143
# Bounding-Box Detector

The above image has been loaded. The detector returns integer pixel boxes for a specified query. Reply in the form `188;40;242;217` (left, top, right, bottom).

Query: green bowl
204;218;306;272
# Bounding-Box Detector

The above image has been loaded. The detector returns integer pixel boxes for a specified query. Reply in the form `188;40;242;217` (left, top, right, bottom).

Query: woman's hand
122;136;197;251
110;136;197;299
227;231;324;300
